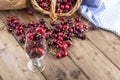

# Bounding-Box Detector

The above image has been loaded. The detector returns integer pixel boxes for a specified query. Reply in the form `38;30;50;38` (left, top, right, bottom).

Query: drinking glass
24;33;47;72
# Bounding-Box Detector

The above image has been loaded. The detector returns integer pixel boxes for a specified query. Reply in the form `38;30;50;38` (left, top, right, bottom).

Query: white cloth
79;0;120;36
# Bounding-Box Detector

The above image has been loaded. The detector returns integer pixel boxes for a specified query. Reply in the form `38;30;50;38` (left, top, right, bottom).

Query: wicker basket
0;0;30;10
31;0;82;21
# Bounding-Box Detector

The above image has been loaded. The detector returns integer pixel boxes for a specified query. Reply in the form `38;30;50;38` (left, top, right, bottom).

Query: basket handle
49;0;57;21
31;0;82;21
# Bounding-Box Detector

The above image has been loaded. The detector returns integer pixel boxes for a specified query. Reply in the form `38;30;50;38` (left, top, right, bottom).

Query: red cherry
66;40;72;47
83;25;88;30
75;17;81;22
12;16;17;20
29;21;35;26
61;50;68;57
57;32;63;37
61;16;66;21
19;35;26;43
35;27;45;35
32;48;44;57
58;36;63;41
19;26;24;33
6;16;11;20
38;48;45;56
46;31;52;39
60;4;65;10
64;4;71;10
68;27;73;33
27;27;34;34
15;26;20;30
61;43;67;51
50;21;56;26
57;40;62;44
7;27;12;33
27;33;34;40
79;24;84;28
40;2;46;8
19;25;24;30
15;29;21;36
13;19;19;24
74;22;79;26
52;38;57;44
61;24;68;30
56;52;62;59
28;9;33;15
57;8;62;13
32;48;38;53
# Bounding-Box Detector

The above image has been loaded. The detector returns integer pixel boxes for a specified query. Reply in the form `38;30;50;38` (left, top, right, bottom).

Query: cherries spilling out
6;16;93;59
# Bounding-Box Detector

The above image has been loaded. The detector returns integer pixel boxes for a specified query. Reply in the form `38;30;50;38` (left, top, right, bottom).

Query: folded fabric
79;0;120;36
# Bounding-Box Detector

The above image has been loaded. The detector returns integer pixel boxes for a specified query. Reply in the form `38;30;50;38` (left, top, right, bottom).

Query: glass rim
26;33;46;42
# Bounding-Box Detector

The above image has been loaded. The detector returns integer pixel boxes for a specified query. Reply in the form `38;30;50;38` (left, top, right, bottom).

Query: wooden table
0;10;120;80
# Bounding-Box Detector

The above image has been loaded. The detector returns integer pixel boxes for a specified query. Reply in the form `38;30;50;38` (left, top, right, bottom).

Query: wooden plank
0;11;89;80
21;10;120;80
87;29;120;68
68;39;120;80
15;10;89;80
0;18;5;31
81;18;120;69
0;20;46;80
64;17;120;80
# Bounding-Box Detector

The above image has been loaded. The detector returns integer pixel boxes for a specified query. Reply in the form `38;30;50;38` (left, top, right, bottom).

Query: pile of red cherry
37;0;76;13
6;16;89;59
25;31;45;59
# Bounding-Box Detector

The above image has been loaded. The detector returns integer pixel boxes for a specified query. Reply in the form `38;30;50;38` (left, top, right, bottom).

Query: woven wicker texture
0;0;30;10
31;0;82;21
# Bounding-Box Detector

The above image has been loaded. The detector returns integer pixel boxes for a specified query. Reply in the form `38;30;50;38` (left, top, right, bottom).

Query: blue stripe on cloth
79;0;120;36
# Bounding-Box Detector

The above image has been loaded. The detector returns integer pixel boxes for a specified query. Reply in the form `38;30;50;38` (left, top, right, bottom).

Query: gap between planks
0;11;89;80
0;10;120;80
81;17;120;70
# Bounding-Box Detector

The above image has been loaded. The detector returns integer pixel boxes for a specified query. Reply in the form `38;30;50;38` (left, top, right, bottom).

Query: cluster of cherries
6;16;89;59
48;17;88;58
25;31;45;59
37;0;76;13
37;0;51;11
6;16;26;43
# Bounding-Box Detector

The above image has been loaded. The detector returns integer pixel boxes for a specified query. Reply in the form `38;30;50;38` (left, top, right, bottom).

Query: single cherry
56;52;62;59
35;27;45;35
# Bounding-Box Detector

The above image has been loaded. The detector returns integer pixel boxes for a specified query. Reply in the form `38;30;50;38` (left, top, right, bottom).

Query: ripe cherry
66;40;72;47
28;9;33;15
27;33;34;40
56;52;62;59
35;27;45;35
61;43;67;51
15;29;21;36
7;27;12;33
61;50;68;57
68;27;73;33
38;48;45;56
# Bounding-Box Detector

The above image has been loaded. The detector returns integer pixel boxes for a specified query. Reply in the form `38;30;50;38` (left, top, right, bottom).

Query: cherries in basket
37;0;76;13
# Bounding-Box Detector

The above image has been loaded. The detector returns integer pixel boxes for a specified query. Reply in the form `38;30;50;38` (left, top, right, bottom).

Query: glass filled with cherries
24;27;47;72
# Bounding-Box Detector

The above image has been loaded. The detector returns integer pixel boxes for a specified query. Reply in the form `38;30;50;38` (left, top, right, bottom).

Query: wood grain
81;18;120;69
87;30;120;68
0;10;89;80
68;39;120;80
0;10;120;80
0;20;45;80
